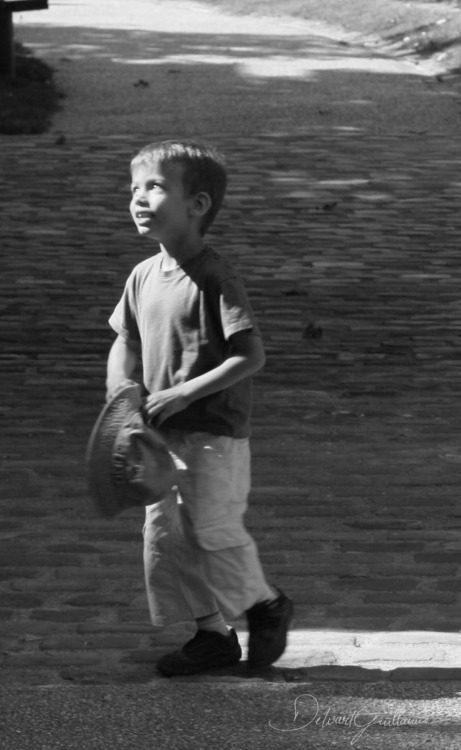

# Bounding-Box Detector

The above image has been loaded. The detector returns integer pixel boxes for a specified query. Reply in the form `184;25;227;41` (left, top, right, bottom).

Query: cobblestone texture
2;130;461;683
2;0;461;683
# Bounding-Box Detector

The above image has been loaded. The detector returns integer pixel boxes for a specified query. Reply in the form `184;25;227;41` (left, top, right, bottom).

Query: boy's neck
159;237;205;270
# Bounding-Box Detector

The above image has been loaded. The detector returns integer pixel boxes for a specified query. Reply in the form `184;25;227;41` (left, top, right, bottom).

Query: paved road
1;681;461;750
2;1;461;745
16;0;459;135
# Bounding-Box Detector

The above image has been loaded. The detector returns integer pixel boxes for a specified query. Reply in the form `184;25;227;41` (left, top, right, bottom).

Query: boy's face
130;160;195;247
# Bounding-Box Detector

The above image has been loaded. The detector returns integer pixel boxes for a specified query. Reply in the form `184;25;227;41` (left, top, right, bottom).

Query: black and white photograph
1;0;461;747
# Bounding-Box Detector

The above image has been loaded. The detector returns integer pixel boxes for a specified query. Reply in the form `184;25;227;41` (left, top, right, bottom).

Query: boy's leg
169;432;293;670
143;489;220;628
144;431;293;674
144;492;242;676
173;432;273;615
144;432;244;675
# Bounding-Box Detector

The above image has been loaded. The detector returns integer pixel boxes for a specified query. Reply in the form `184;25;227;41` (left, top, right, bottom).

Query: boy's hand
144;387;190;426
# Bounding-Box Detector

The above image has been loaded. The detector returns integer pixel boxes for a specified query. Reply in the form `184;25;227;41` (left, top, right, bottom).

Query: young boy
106;140;293;676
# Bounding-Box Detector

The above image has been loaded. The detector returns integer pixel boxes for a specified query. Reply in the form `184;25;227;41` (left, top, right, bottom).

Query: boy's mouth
136;211;153;220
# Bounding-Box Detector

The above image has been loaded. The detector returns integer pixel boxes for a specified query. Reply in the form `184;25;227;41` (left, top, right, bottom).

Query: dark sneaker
156;628;242;676
246;589;294;668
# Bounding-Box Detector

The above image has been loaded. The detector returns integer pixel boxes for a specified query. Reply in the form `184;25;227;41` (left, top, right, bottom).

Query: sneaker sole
157;652;241;677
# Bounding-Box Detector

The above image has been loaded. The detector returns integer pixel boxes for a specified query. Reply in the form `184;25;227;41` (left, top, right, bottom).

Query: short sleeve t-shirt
109;247;260;438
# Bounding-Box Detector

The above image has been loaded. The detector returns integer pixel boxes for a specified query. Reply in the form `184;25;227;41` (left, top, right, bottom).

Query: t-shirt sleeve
219;276;261;340
108;271;141;342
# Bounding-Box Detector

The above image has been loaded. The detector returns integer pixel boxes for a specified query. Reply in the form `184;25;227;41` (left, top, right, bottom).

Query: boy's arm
145;330;265;425
106;334;141;401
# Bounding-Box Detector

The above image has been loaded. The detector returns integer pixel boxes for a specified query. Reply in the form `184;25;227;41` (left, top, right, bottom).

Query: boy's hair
131;140;227;235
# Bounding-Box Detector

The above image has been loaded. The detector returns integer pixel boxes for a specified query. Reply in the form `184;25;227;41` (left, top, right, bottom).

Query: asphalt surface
2;681;461;750
3;0;461;747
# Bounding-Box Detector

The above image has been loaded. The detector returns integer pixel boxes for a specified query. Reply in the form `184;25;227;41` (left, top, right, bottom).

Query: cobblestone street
2;0;461;694
3;129;461;686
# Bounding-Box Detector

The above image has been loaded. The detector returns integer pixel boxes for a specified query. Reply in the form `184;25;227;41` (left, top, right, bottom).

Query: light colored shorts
143;431;269;627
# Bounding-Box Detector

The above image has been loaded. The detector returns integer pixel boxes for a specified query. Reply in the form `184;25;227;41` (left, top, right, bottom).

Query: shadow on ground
19;23;450;136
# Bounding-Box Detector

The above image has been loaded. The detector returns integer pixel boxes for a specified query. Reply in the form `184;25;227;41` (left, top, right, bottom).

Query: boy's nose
132;186;150;205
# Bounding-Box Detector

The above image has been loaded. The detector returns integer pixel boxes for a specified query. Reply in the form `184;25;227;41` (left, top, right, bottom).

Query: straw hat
86;380;177;518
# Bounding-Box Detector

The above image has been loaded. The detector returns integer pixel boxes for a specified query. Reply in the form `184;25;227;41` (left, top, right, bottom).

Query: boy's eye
130;182;164;195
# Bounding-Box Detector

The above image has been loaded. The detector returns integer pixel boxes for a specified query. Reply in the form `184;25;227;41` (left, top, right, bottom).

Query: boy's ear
190;191;212;218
